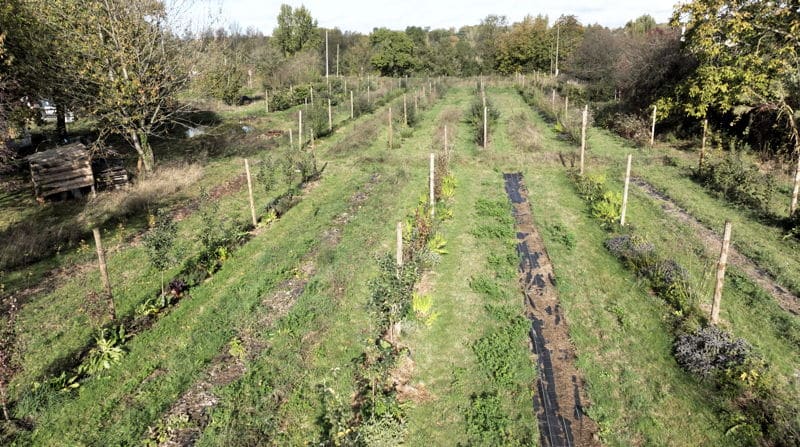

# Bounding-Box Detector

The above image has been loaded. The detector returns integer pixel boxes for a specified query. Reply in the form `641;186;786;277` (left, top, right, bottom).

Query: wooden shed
27;143;95;199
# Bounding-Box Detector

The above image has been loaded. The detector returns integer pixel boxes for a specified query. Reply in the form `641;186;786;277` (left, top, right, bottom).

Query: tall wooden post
564;96;569;118
620;154;633;226
429;153;435;218
350;91;354;119
580;105;588;175
551;89;556;107
388;107;393;149
92;228;115;320
289;129;293;147
298;110;303;149
244;159;257;228
325;30;329;80
699;118;708;170
310;86;314;106
265;89;269;113
791;147;800;216
711;222;733;325
403;94;408;126
650;105;657;146
396;222;403;267
328;99;333;131
483;106;488;148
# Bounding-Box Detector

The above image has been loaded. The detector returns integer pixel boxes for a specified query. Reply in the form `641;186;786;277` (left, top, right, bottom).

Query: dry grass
0;164;203;271
508;112;542;152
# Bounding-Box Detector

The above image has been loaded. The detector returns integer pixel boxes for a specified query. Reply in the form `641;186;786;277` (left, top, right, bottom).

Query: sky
187;0;678;35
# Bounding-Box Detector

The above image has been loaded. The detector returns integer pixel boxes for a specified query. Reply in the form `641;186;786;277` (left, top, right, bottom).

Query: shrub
673;326;751;379
467;96;500;146
591;191;622;225
465;392;513;445
604;234;657;274
695;153;776;214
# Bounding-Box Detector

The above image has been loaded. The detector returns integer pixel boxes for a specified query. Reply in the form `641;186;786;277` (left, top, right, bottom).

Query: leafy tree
624;15;657;35
552;15;585;74
27;0;191;175
671;0;800;213
273;4;319;56
475;15;508;73
496;15;550;74
370;28;417;76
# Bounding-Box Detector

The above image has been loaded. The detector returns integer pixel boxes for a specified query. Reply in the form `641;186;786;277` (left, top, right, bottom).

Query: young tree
30;0;191;175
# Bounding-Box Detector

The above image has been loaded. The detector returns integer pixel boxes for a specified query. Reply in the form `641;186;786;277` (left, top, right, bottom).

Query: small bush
694;153;776;214
673;326;751;379
591;191;622;225
465;392;512;446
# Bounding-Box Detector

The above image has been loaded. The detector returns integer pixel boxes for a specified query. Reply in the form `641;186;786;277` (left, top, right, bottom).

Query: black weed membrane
503;172;599;447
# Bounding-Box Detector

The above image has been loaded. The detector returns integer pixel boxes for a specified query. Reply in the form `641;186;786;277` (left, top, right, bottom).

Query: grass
3;84;411;444
5;80;799;446
517;85;800;445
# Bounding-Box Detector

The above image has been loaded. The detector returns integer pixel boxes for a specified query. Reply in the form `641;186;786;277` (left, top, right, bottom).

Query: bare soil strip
152;174;381;446
503;173;601;447
633;178;800;316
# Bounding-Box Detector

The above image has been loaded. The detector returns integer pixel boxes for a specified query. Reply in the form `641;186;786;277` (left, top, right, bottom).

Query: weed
546;223;576;250
469;275;508;301
472;316;528;386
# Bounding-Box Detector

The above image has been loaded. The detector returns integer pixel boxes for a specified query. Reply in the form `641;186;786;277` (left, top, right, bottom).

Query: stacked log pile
27;143;94;199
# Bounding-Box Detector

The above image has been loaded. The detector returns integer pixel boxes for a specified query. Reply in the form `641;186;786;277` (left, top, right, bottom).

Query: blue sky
188;0;678;34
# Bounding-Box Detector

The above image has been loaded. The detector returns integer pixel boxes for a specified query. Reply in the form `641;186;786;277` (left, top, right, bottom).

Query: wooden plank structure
27;143;94;199
92;157;129;190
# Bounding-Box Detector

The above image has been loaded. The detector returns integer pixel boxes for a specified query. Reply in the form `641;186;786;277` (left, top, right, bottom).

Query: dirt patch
634;178;799;316
503;173;601;447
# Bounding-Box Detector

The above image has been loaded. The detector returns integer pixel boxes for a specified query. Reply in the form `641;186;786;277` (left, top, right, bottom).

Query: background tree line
2;1;798;178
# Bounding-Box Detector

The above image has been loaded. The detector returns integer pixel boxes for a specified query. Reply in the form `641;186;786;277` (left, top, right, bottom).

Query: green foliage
199;62;244;105
469;275;508;301
465;392;512;446
135;292;176;317
411;293;438;326
546;223;576;250
472;316;528;386
590;191;622;225
368;256;419;327
78;326;126;376
426;233;448;255
467;95;500;146
142;209;178;293
370;28;417;76
273;4;319;56
694;153;776;214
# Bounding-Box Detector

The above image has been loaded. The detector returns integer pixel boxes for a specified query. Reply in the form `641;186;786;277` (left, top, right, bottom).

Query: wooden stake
388;107;393;148
396;221;403;267
403;94;408;126
429;153;435;218
244;159;257;228
580;105;588;175
350;90;354;119
265;89;269;113
564;96;569;118
711;222;733;325
289;128;293;147
483;106;488;148
92;227;115;320
328;99;332;131
325;30;329;80
620;154;632;226
650;105;657;146
551;89;556;107
310;85;314;106
791;147;800;216
699;118;708;170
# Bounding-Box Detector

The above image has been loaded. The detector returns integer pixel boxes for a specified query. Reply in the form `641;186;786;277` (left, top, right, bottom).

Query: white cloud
187;0;677;35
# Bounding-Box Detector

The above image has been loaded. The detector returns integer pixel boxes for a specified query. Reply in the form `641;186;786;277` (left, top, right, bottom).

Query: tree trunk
131;130;154;176
56;103;67;141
